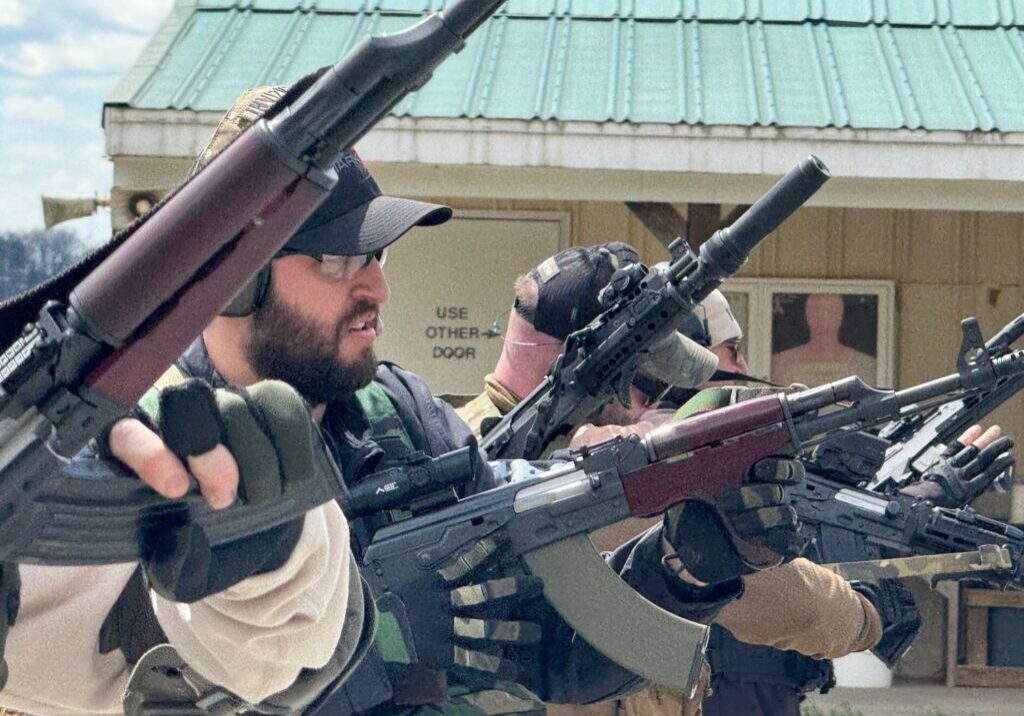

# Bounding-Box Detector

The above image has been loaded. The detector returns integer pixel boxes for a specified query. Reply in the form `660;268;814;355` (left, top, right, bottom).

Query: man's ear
221;264;272;317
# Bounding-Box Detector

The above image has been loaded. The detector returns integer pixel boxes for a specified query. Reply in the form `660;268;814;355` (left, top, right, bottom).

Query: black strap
99;567;168;664
708;370;784;387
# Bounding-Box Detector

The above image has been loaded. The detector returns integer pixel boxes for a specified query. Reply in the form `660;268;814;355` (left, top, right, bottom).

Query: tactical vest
316;379;545;716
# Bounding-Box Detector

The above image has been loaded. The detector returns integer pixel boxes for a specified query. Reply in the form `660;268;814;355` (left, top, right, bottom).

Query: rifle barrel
694;156;829;281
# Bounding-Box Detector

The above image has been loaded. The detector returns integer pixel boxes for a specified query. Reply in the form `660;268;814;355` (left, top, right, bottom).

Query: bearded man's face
245;254;388;403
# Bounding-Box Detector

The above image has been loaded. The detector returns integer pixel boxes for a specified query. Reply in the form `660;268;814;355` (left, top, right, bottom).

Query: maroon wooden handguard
620;395;795;568
76;131;330;407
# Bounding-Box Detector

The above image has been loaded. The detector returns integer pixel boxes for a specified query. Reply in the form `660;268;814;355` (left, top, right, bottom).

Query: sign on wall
376;210;569;396
721;279;896;388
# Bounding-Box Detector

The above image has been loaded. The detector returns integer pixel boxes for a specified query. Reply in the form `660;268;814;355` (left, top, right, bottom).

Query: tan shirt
1;502;352;715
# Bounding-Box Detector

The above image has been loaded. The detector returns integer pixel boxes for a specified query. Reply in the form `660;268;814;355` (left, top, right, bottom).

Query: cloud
40;166;109;196
2;94;65;124
10;140;61;163
79;138;106;156
0;0;28;28
0;30;148;76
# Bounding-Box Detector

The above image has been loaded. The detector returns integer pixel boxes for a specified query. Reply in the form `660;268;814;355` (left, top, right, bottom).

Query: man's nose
351;257;390;304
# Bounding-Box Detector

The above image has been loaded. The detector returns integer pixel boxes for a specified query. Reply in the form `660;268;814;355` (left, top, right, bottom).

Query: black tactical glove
850;579;921;667
904;436;1015;508
664;456;806;585
0;562;19;689
438;535;544;683
131;378;323;602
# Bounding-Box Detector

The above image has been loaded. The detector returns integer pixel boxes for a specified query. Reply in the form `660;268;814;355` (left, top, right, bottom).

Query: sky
0;0;174;232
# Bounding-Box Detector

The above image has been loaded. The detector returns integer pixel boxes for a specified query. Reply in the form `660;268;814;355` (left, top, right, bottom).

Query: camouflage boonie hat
188;82;451;257
188;85;289;179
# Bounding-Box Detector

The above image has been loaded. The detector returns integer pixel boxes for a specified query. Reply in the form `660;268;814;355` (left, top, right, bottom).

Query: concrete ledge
802;685;1024;715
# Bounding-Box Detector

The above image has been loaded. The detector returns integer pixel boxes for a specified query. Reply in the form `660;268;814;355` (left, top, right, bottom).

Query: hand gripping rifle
0;0;506;565
480;156;831;461
870;313;1024;490
792;319;1024;582
361;341;1024;695
793;460;1024;664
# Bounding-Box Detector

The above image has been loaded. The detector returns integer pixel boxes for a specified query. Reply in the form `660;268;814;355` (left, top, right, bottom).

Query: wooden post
625;202;687;250
686;203;721;248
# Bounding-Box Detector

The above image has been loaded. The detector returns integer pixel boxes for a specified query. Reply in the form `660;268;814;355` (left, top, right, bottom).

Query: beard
245;286;379;404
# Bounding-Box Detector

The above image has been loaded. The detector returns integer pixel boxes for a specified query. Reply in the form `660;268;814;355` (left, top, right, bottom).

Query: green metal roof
108;0;1024;131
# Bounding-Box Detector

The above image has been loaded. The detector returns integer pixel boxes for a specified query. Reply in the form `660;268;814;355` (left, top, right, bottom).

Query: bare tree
0;228;86;301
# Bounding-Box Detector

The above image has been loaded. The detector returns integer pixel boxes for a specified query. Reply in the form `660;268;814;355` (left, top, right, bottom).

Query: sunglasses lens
317;250;388;279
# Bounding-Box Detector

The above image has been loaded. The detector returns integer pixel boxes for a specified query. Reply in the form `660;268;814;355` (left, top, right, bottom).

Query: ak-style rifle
481;157;831;460
0;0;507;564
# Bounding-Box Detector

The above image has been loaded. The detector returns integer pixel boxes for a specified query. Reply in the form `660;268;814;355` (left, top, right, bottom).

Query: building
104;0;1024;686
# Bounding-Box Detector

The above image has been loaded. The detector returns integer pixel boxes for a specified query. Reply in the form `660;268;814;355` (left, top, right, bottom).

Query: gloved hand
664;456;806;585
437;535;544;683
903;426;1014;508
850;579;921;667
108;378;324;602
0;562;19;689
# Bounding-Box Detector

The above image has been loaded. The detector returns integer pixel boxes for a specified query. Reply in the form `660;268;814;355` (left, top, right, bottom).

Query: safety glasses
312;248;388;280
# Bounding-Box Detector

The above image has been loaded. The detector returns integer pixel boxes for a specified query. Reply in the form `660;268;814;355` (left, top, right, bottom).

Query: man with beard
75;82;813;716
0;84;369;716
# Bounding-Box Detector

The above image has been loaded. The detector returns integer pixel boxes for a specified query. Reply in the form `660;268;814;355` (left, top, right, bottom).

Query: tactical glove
905;436;1015;508
850;578;921;667
664;456;806;585
0;562;19;689
132;378;324;602
438;535;545;683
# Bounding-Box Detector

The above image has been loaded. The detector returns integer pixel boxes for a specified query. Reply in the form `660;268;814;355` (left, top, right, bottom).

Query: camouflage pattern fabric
822;545;1013;583
458;391;504;439
382;675;545;716
188;85;288;178
356;384;546;716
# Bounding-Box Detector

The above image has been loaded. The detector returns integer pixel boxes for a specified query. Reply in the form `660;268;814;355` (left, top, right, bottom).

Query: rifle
794;467;1024;591
481;156;831;461
792;458;1024;663
871;313;1024;490
361;339;1024;695
0;0;507;565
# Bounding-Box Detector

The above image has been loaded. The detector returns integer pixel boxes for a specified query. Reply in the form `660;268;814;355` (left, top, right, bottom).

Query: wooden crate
953;588;1024;687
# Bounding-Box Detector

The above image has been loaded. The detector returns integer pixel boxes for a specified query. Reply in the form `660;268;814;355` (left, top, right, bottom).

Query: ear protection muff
221;263;272;317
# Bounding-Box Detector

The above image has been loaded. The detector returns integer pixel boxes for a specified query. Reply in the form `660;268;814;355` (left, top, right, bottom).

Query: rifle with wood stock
0;0;507;565
359;333;1024;696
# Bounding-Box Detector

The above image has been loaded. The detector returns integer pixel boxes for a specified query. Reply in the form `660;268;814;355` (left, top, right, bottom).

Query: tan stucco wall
433;197;1024;520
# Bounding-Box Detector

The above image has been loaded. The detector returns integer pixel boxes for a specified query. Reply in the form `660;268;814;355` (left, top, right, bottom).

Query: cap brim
285;195;452;256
